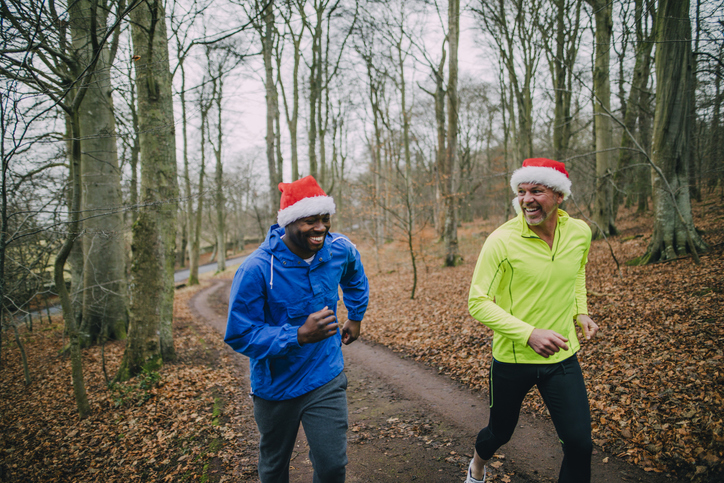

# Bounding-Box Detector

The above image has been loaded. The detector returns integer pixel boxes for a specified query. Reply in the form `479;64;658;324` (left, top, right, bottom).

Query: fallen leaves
0;283;258;483
358;200;724;481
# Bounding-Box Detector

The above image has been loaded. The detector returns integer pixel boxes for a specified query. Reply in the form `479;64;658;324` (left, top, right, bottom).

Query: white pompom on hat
510;158;572;214
277;175;336;228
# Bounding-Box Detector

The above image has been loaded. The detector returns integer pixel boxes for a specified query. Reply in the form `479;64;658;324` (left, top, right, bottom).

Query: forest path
193;279;678;482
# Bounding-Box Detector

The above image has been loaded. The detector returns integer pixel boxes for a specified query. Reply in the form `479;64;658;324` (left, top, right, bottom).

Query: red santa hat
277;175;336;228
510;158;571;214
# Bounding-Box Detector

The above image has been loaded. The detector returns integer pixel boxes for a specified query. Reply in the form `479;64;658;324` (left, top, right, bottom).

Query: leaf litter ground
360;198;723;482
0;284;259;482
1;198;722;482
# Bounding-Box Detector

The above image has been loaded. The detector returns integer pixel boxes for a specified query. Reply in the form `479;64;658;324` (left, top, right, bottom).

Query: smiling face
517;183;564;228
283;214;331;259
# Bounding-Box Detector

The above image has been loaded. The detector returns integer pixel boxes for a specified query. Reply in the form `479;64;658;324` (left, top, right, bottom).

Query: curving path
193;279;680;483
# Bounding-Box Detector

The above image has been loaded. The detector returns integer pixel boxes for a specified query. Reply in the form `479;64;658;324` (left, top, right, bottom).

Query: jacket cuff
284;325;302;349
346;310;365;322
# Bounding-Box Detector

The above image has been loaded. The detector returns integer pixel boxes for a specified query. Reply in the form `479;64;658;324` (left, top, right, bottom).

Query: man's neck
282;235;314;259
528;211;559;248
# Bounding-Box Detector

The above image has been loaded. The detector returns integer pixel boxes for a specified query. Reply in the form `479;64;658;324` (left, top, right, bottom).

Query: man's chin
307;236;327;251
524;214;545;226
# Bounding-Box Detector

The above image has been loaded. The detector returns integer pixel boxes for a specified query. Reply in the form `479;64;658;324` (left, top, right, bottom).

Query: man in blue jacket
225;175;369;483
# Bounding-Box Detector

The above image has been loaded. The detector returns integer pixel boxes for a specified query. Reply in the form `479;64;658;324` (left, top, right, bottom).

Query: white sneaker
465;459;486;483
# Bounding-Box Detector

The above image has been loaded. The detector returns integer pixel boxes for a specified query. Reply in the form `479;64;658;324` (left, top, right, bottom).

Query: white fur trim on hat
510;166;572;200
512;197;522;215
277;195;336;228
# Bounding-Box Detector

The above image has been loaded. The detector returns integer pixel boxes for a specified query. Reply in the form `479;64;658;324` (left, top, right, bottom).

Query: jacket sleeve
468;233;535;344
339;243;369;321
574;226;591;316
224;263;302;360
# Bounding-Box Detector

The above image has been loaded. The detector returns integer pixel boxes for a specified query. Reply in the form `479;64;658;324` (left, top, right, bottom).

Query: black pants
475;353;592;483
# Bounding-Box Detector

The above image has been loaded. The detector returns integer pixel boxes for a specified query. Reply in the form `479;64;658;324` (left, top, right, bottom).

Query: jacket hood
259;224;284;254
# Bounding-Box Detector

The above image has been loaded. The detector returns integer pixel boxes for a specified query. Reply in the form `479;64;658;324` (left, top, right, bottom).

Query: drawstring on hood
270;255;274;290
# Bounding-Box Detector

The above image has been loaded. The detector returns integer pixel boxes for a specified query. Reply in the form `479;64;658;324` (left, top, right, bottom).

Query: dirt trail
193;279;680;482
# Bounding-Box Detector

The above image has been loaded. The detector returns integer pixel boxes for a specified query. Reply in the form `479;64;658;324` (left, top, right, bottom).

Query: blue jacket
224;224;369;401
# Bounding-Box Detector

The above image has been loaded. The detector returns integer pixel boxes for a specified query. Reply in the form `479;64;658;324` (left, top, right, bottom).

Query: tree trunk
587;0;617;238
550;0;582;160
277;3;302;181
640;0;707;264
433;55;446;238
190;89;210;286
709;46;722;193
213;74;226;273
180;61;194;272
688;0;702;202
11;320;31;385
55;111;91;418
64;114;84;328
261;3;281;213
500;68;515;219
636;52;654;213
129;86;140;226
307;2;324;179
0;92;8;369
361;50;385;248
117;0;179;380
477;0;541;162
615;0;654;215
318;37;328;189
443;0;461;267
191;155;205;284
74;0;128;346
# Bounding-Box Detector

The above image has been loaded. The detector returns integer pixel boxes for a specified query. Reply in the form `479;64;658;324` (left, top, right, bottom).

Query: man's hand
297;306;338;345
341;320;361;345
576;314;599;340
527;328;569;358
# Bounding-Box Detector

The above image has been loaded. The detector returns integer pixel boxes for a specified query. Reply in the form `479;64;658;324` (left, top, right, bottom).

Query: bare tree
1;0;132;350
115;34;141;225
277;0;304;181
639;0;707;263
354;13;388;248
117;0;179;380
75;0;128;347
299;0;357;194
442;0;461;266
1;0;140;416
169;0;203;271
187;79;213;286
474;0;543;162
251;0;283;213
207;45;244;273
585;0;617;237
539;0;583;161
614;0;655;216
373;0;423;297
706;40;723;193
0;86;57;373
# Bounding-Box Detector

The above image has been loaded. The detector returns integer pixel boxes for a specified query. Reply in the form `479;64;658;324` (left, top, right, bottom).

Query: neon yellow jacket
468;209;591;364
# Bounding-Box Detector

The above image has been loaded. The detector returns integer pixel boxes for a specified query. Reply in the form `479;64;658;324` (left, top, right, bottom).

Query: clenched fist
297;306;338;345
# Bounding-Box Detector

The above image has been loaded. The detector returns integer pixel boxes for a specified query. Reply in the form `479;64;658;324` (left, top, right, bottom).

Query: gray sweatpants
253;371;349;483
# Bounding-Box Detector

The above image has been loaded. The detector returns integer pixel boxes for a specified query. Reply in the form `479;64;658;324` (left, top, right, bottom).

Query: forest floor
357;197;724;482
0;197;722;482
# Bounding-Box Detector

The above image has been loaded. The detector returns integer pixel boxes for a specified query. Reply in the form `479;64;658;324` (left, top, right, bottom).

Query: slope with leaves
0;284;257;482
359;199;723;482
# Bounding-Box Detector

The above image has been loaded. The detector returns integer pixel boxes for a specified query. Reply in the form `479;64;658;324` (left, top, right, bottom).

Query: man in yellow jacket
466;158;599;483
